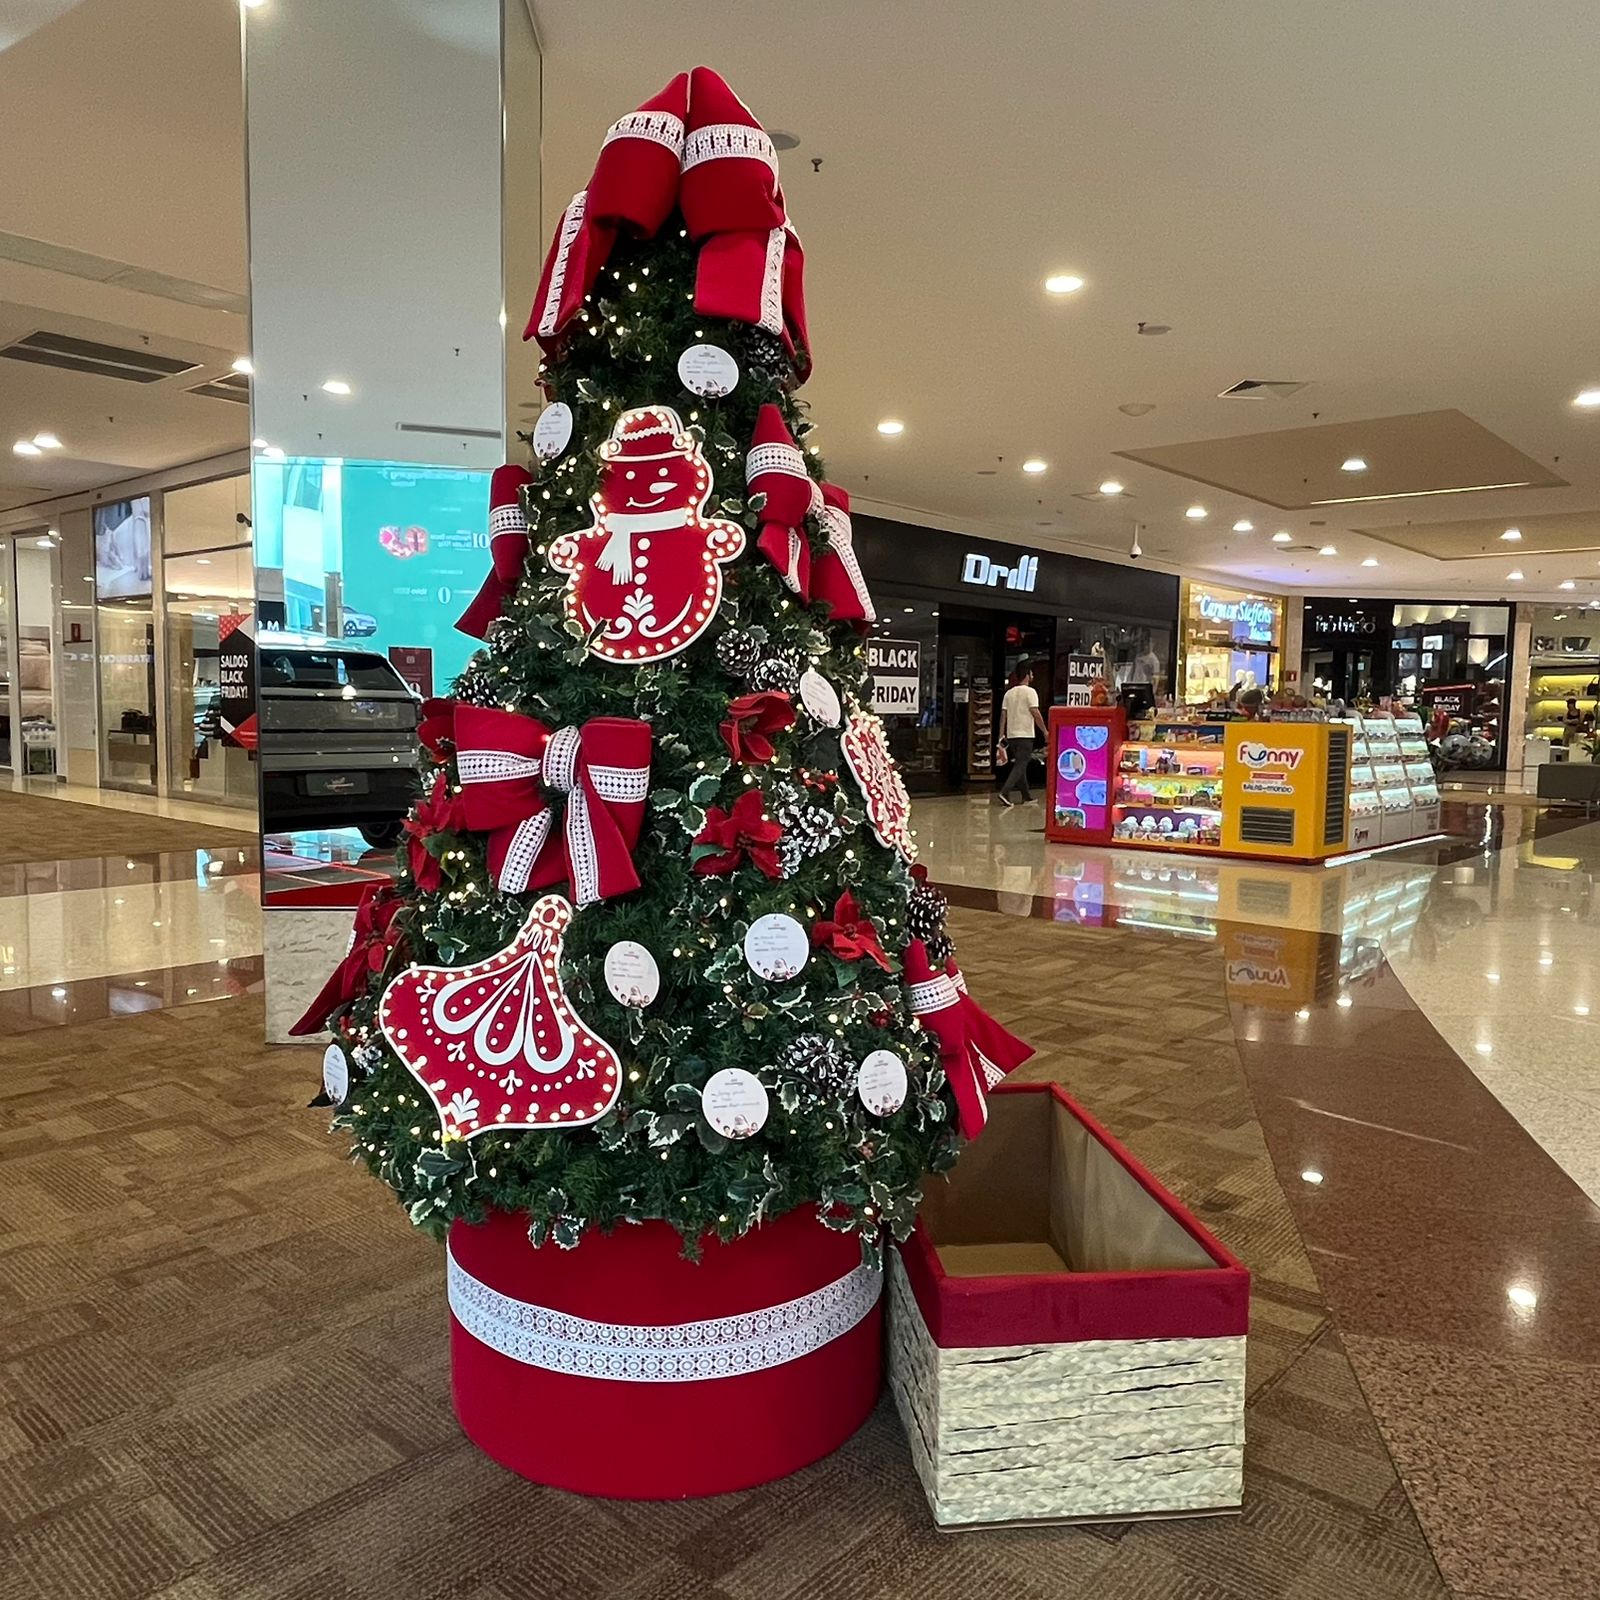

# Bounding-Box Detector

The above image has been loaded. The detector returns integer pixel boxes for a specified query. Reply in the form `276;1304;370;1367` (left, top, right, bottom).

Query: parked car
258;641;422;847
342;609;379;638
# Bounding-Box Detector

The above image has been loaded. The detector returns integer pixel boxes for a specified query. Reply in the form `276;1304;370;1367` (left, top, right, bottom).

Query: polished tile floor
2;781;1598;1597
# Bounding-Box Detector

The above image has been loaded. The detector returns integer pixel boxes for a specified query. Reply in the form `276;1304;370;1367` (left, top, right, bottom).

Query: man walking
996;663;1048;806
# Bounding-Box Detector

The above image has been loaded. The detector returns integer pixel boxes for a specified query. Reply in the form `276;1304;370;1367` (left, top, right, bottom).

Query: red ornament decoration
719;690;797;765
457;464;536;639
691;788;784;879
841;710;917;861
379;895;623;1139
547;406;745;663
525;68;811;380
290;881;404;1037
810;483;875;627
811;889;892;971
453;705;651;905
902;939;1031;1138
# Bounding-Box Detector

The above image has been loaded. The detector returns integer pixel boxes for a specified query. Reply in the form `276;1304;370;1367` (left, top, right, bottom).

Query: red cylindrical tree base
447;1204;883;1499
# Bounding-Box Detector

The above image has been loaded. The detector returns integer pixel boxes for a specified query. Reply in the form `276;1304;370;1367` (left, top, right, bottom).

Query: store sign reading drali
961;552;1039;593
1198;594;1277;630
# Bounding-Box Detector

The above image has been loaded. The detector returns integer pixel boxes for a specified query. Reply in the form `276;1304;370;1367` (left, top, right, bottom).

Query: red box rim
899;1082;1250;1348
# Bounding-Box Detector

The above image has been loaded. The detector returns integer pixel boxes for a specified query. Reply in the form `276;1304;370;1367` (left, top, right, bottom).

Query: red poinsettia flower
719;691;797;765
691;788;784;879
289;880;404;1036
404;771;466;893
811;888;892;970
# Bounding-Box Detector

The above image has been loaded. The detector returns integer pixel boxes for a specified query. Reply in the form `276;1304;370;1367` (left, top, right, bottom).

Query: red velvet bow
810;483;875;629
745;403;817;598
526;68;810;379
812;889;892;971
902;938;1032;1138
691;788;784;879
453;705;651;906
289;881;403;1037
720;691;797;765
458;464;535;640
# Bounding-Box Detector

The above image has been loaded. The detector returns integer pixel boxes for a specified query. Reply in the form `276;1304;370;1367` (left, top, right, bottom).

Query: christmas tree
296;67;1029;1260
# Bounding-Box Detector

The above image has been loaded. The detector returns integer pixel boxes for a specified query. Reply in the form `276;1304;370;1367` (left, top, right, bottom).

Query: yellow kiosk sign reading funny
1221;723;1350;861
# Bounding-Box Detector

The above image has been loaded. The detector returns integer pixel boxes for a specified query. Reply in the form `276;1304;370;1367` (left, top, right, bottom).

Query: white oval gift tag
322;1043;350;1105
743;913;810;981
533;402;574;461
604;940;661;1008
798;669;842;727
856;1049;909;1116
677;342;740;398
701;1068;769;1139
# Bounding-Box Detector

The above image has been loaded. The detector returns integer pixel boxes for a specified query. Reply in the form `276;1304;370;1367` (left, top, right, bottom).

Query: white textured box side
887;1253;1245;1527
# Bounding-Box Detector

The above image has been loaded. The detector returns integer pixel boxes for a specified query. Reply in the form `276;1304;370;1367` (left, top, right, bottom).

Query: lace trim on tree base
447;1245;882;1382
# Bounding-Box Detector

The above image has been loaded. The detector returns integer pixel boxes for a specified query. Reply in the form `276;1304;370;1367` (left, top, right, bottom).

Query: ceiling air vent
1217;379;1309;400
1;329;199;383
188;372;252;404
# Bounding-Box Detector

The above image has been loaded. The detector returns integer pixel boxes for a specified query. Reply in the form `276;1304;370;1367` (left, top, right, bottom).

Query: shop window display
93;496;158;792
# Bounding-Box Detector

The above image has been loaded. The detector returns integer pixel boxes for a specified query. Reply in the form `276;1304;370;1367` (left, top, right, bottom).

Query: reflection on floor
2;771;258;832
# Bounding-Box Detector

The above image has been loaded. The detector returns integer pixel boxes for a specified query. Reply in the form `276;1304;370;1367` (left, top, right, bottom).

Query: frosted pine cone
716;630;762;678
778;1033;854;1098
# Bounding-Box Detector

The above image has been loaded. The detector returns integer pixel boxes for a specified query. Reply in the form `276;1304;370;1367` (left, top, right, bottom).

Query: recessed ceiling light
1185;505;1207;520
252;437;268;449
261;445;286;461
1507;569;1524;581
1300;1169;1324;1185
13;440;41;456
231;357;254;375
321;378;352;396
1501;527;1521;541
1319;545;1337;556
1506;1283;1539;1311
876;419;904;436
1559;580;1577;590
34;536;53;548
1043;274;1084;295
1271;531;1292;544
1098;479;1124;496
1573;389;1600;408
1340;457;1368;472
1021;458;1048;475
32;432;62;450
1362;557;1379;567
1232;520;1253;533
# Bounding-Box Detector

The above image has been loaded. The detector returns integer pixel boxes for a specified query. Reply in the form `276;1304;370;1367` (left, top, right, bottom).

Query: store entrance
935;604;1052;791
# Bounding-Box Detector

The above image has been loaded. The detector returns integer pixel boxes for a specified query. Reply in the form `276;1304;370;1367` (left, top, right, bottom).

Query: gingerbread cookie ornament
547;406;745;663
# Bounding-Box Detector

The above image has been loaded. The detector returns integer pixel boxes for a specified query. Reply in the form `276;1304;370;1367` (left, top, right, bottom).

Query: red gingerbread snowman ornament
547;405;745;663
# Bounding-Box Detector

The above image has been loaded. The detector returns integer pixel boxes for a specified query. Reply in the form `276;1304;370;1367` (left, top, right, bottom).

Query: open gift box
889;1082;1250;1529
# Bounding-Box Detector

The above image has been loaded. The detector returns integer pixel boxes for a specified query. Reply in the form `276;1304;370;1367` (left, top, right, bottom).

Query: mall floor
2;776;1597;1599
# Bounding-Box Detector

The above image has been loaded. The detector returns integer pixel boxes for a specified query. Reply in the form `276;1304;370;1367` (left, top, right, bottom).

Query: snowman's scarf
594;507;691;584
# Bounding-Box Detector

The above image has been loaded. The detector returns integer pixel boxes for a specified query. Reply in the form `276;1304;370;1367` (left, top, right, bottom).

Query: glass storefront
164;476;256;808
13;534;61;776
1521;602;1598;769
1176;581;1284;704
853;518;1179;793
93;496;158;792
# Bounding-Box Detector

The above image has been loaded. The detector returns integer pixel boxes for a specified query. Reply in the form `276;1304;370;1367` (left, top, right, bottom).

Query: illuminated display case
1109;717;1227;851
1335;712;1439;844
1176;581;1284;703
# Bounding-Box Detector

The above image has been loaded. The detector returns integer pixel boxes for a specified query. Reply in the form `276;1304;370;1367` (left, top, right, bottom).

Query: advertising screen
93;496;153;598
252;457;491;689
1054;718;1114;834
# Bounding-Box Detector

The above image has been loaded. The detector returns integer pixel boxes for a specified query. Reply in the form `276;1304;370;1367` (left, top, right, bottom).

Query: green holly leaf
747;491;767;514
415;1148;463;1179
689;773;721;805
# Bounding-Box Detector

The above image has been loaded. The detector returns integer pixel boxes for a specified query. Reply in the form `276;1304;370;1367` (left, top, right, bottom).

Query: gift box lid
900;1083;1249;1348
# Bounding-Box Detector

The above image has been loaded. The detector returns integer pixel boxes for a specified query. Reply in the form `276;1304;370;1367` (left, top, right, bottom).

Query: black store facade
852;516;1179;793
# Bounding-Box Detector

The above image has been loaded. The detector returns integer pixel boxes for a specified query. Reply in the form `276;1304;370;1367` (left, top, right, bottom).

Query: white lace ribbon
447;1244;881;1382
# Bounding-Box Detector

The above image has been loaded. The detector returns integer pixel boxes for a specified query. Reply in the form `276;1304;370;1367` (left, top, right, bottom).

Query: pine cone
906;881;948;943
717;630;762;678
778;1033;854;1098
926;931;955;968
750;656;800;696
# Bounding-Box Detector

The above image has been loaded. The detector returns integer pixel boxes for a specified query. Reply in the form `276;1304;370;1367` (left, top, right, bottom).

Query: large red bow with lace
457;464;535;641
903;938;1033;1137
289;881;404;1037
453;705;651;906
526;67;811;382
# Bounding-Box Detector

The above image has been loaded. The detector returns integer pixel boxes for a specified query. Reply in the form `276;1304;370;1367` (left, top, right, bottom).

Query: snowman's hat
599;405;691;463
